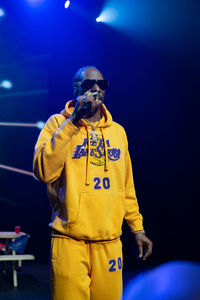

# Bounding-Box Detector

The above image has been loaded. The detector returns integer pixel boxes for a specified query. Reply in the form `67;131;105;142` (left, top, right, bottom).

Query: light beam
0;164;34;177
0;121;45;129
96;7;118;24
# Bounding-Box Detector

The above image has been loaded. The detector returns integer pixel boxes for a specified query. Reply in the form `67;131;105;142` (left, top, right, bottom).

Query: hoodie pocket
68;190;125;240
51;237;58;260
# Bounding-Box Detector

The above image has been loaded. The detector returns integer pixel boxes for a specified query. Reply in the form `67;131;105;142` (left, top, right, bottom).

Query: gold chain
85;118;101;143
84;118;101;131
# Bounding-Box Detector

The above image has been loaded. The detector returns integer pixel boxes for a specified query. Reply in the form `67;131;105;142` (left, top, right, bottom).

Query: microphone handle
79;101;91;117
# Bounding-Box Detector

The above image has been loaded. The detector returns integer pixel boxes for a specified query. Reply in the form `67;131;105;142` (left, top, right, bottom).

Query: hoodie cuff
129;219;144;233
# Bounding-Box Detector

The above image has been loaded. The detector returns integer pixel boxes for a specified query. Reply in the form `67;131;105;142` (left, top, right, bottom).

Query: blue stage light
36;121;45;129
0;80;13;89
96;17;102;23
64;1;70;9
0;8;6;18
25;0;44;7
96;8;118;24
96;0;191;44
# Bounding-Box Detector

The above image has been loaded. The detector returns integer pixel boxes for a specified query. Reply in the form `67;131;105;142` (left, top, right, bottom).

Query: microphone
80;100;91;116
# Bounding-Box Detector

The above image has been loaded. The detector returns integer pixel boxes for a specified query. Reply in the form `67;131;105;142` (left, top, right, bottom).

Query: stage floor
0;262;50;300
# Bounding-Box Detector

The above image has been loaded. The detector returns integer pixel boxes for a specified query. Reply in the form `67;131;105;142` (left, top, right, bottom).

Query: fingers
143;240;153;260
78;95;93;105
135;234;153;261
137;242;143;260
76;96;91;112
82;96;88;103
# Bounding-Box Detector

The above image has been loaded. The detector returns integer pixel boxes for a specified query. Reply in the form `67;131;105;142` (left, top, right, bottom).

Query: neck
84;110;101;123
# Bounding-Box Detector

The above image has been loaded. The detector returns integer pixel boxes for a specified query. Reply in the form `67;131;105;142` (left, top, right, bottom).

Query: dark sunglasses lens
81;80;95;91
81;79;109;91
98;80;109;90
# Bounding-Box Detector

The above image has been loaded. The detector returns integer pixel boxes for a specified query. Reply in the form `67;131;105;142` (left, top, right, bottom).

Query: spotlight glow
64;1;70;9
96;17;102;23
36;121;45;129
96;8;118;24
0;80;13;89
0;121;45;129
25;0;45;7
0;8;5;18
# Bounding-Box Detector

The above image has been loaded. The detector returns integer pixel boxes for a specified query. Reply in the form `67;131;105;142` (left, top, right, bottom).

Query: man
33;66;153;300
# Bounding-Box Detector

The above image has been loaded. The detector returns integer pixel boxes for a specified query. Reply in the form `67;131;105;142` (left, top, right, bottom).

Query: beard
86;100;103;118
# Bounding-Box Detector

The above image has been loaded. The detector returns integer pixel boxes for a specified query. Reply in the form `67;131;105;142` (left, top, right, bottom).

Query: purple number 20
93;177;110;190
109;257;122;272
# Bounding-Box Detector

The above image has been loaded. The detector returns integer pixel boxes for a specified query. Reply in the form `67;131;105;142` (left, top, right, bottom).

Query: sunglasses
81;79;109;92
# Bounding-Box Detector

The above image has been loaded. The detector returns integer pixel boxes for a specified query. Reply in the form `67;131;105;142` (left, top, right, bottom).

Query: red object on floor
0;242;6;251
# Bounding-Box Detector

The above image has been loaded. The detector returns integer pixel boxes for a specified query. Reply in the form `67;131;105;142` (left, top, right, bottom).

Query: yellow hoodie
33;100;143;241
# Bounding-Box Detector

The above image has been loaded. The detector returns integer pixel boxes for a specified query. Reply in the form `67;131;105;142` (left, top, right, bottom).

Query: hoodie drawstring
85;127;109;186
101;128;109;172
86;128;91;186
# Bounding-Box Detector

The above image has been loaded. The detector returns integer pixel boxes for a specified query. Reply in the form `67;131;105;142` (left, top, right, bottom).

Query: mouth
94;94;103;102
84;91;103;102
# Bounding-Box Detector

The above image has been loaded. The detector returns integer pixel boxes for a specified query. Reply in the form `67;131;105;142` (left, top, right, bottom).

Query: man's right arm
33;95;94;183
33;115;79;183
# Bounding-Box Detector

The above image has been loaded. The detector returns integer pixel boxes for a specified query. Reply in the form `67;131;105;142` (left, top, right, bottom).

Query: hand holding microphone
69;91;102;125
79;91;102;115
69;94;93;125
79;96;91;116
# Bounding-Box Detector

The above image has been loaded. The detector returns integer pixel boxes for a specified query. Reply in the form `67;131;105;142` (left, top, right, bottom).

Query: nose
93;83;101;92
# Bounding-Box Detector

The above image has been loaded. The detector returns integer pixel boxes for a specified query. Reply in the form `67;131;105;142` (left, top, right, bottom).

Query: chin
87;103;102;118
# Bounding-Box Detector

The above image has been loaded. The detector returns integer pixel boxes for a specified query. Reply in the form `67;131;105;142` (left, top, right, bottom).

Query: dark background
0;0;199;269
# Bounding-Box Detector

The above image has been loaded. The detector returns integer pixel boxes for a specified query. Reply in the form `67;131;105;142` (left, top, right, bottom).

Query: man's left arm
124;149;153;261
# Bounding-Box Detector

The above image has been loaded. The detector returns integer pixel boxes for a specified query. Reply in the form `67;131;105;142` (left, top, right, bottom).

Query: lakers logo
72;138;121;166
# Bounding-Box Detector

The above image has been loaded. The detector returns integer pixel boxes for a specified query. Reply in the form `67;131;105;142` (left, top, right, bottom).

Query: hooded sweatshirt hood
60;100;113;128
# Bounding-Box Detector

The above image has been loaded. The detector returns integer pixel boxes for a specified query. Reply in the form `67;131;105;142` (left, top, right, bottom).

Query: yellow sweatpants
50;235;123;300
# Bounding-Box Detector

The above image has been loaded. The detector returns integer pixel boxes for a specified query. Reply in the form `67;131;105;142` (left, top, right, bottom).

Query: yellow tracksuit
33;100;144;300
